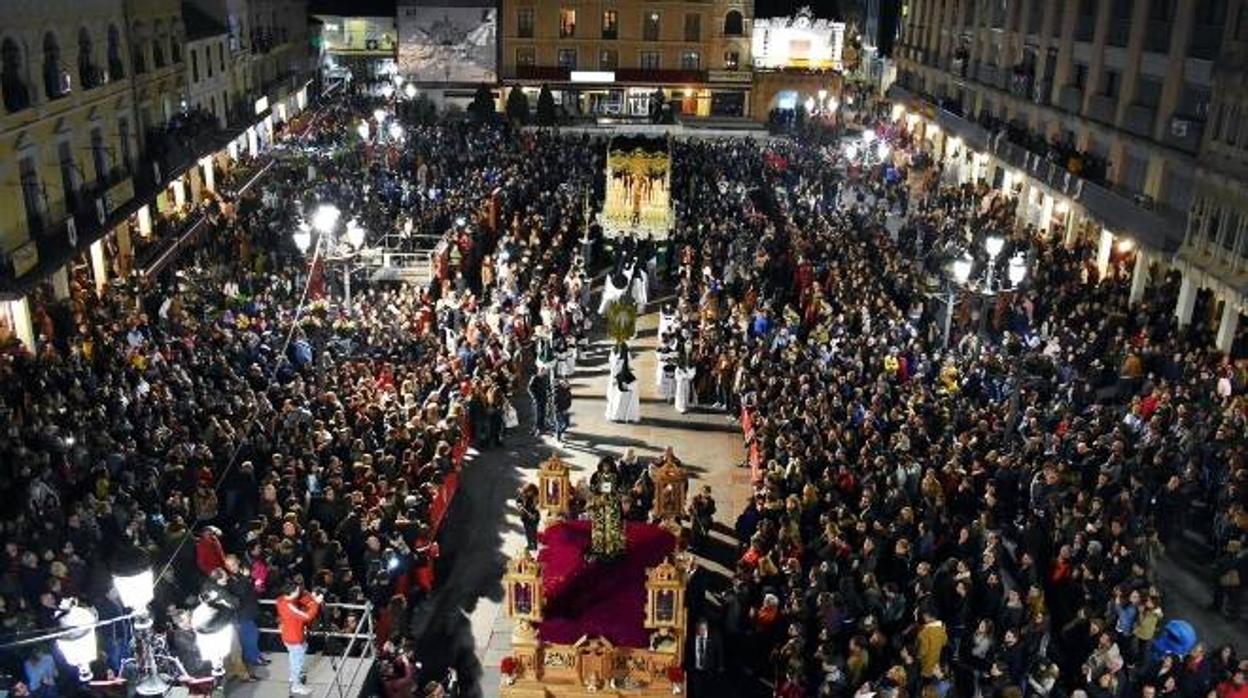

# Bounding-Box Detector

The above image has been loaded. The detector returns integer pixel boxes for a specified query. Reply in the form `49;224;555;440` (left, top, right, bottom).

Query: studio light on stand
56;600;98;682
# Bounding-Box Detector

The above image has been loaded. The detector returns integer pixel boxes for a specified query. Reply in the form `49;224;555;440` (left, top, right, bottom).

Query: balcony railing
1086;93;1117;123
1122;103;1157;137
1058;85;1084;112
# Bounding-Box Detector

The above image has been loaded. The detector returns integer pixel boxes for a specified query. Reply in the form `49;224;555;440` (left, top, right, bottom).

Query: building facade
0;0;313;352
889;0;1243;352
499;0;753;117
184;4;234;126
1179;0;1248;351
318;13;399;82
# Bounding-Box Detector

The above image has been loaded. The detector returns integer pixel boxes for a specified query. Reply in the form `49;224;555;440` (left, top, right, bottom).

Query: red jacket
276;593;322;645
195;534;226;576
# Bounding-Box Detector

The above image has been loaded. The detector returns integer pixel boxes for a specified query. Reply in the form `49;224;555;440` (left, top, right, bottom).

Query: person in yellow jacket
915;608;949;678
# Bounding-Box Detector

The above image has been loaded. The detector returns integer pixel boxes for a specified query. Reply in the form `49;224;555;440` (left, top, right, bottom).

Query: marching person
554;378;573;444
518;484;541;552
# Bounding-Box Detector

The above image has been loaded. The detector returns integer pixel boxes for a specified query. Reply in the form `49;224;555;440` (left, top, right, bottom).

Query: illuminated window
560;9;576;38
644;12;661;41
602;10;618;39
516;47;535;67
640;50;661;70
600;49;618;69
680;51;700;70
557;48;576;69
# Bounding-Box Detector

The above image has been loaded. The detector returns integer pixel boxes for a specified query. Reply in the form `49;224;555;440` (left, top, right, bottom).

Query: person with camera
276;581;323;696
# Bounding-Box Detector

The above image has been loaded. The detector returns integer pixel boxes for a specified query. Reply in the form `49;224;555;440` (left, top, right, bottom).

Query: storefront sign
254;96;269;115
11;240;38;277
102;177;135;218
570;71;615;83
707;70;753;84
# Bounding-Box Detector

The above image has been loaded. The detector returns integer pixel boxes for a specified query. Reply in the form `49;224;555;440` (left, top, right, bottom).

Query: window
19;157;43;234
517;8;534;38
133;42;146;74
218;43;224;72
43;32;64;100
170;31;181;63
78;28;98;89
1101;69;1120;97
600;49;618;69
684;13;701;42
640;50;661;70
602;10;618;39
1073;62;1089;89
557;48;576;69
191;49;199;82
118;117;131;171
516;47;536;67
59;141;78;214
1238;5;1248;39
724;10;744;36
644;12;661;41
680;50;700;70
1229;106;1240;146
724;50;739;70
560;9;576;38
90;127;107;183
206;48;212;78
1134;76;1162;107
107;25;123;79
2;38;30;112
153;34;165;68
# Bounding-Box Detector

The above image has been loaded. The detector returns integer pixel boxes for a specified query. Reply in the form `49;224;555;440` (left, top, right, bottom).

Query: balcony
1086;93;1116;123
1162;114;1204;154
888;82;1189;254
1187;24;1223;59
1122;103;1157;137
1075;18;1097;42
1106;19;1131;47
1058;85;1083;112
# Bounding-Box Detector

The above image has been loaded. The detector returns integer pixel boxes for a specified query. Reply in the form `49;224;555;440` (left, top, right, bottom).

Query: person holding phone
276;582;323;695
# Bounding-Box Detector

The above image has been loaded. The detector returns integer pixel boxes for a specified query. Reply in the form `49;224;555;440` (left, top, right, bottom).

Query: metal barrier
372;251;434;284
257;599;375;698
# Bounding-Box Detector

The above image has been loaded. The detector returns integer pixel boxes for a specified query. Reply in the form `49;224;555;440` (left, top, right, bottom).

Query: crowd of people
0;89;603;696
659;116;1247;698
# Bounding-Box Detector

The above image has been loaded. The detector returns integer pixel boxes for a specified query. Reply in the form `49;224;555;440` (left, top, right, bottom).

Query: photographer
276;582;323;696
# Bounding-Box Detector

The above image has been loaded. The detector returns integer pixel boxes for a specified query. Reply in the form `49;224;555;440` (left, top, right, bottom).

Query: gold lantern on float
650;453;689;523
538;455;572;524
504;549;544;644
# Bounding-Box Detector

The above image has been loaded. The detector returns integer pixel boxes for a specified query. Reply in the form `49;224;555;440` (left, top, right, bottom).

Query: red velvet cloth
537;521;676;648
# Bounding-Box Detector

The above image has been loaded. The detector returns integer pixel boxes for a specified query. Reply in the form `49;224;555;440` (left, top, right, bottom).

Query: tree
468;84;496;122
505;88;530;124
536;84;557;126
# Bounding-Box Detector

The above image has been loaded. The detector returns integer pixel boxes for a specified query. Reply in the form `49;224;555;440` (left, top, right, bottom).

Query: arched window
152;22;165;67
79;28;99;89
2;38;31;112
169;22;182;63
43;32;65;100
107;24;123;79
724;10;744;37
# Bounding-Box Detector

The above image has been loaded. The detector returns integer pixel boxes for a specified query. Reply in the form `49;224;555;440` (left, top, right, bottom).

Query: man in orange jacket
275;582;323;695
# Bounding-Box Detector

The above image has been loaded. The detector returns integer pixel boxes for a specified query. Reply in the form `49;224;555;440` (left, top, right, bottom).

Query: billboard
398;4;497;83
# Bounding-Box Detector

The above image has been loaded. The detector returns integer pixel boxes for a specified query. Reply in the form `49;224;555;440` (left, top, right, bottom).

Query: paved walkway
409;306;749;697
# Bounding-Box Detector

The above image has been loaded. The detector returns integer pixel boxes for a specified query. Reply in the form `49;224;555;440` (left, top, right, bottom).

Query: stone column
1175;272;1198;326
1216;300;1240;354
90;239;108;297
51;267;71;300
116;222;133;276
1096;227;1114;279
8;297;35;354
1128;249;1150;306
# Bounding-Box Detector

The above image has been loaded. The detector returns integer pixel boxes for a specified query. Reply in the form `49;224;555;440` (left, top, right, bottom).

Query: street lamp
113;567;155;628
940;255;974;349
1007;254;1028;286
876;142;890;161
863;128;876;144
312;203;341;235
356;120;371;141
293;223;313;255
191;600;235;679
845;144;860;161
56;600;98;682
404;82;418;99
373;108;388;124
387;121;404;141
985;235;1005;260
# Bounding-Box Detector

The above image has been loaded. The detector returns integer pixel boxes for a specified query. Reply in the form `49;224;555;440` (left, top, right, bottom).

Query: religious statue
587;460;626;561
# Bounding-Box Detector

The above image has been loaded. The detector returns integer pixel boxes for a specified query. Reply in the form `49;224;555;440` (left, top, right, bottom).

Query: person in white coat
674;353;696;414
